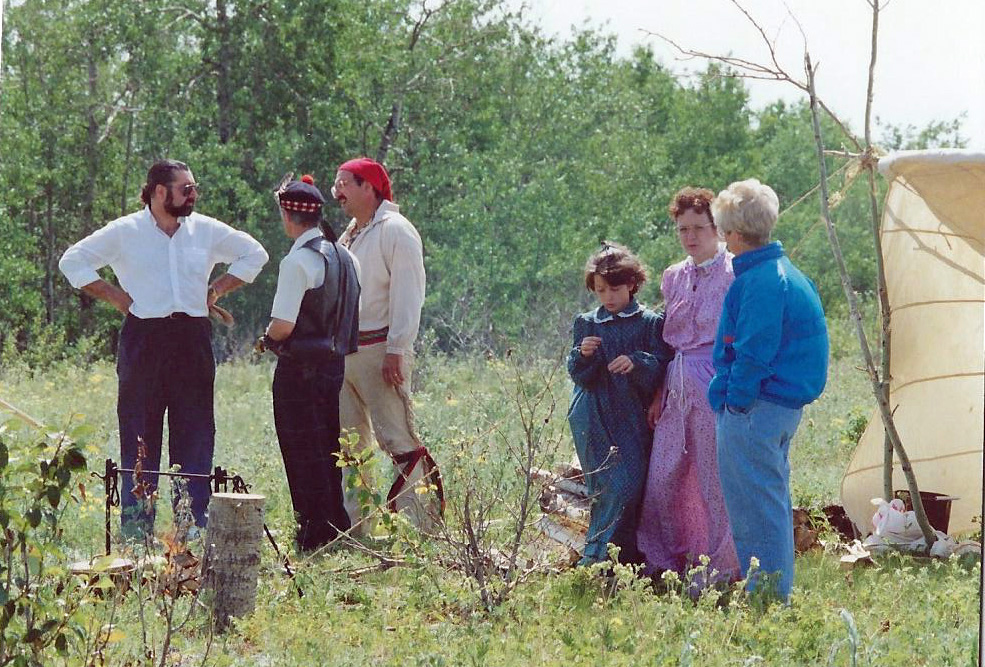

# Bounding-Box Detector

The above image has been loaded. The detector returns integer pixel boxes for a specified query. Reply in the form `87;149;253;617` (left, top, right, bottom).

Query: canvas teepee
841;149;985;536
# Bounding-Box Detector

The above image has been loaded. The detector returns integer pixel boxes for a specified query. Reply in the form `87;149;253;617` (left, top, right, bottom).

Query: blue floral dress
567;300;672;564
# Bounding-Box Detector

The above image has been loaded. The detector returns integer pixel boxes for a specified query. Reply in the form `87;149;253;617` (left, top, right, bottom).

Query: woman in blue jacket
708;179;829;602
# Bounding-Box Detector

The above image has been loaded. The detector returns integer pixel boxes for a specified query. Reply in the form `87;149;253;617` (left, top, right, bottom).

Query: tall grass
0;313;978;666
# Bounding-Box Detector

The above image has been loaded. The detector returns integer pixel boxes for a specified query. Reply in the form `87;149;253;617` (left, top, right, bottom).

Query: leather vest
288;235;361;357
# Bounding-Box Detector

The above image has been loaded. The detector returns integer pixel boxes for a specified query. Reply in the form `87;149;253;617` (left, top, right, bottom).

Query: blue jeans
716;400;802;601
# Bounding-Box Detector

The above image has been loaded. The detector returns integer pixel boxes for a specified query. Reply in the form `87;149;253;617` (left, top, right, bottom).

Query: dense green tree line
0;0;963;362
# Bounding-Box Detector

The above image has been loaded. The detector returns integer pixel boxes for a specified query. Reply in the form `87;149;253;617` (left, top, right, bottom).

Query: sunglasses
173;183;200;196
330;178;353;199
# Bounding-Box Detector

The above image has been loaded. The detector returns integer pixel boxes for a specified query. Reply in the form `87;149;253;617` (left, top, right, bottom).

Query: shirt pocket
181;248;213;282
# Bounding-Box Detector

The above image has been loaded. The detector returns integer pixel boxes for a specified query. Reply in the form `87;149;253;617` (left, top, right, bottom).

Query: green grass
0;346;979;666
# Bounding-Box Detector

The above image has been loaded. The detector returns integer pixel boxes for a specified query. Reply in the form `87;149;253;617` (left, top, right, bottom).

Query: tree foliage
0;0;964;361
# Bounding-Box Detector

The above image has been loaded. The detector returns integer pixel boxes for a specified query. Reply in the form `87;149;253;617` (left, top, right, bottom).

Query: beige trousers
340;343;441;535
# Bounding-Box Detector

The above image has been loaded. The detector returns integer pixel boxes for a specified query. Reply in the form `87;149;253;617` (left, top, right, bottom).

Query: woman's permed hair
583;242;648;295
668;186;715;226
711;178;779;246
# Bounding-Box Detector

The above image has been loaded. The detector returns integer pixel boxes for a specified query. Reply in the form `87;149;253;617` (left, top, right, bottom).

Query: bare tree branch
642;0;863;151
408;0;442;51
803;50;935;547
160;5;206;26
861;0;897;504
96;86;138;145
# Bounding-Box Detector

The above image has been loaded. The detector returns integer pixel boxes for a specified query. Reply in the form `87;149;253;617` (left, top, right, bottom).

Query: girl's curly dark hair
583;242;648;295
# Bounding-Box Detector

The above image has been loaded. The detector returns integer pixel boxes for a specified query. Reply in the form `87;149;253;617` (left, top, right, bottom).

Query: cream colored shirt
339;200;425;355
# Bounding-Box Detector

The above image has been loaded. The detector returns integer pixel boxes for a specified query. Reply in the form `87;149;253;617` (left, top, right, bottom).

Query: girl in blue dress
567;243;673;565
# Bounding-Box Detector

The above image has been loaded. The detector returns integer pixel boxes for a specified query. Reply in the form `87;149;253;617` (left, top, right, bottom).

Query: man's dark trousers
273;355;351;550
117;313;216;539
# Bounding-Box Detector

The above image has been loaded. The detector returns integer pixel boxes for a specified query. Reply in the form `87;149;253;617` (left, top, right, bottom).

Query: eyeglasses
173;183;200;196
330;178;350;199
677;224;713;236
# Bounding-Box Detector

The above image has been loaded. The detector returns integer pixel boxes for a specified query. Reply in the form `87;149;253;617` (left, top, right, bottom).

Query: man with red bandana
332;157;442;534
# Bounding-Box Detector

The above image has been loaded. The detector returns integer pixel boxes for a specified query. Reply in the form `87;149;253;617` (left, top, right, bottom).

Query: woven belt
358;326;389;347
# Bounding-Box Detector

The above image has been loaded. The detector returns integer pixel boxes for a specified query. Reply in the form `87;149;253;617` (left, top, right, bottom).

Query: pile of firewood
531;465;589;565
534;464;858;562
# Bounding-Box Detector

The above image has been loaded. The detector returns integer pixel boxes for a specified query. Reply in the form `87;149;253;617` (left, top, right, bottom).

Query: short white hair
711;179;779;246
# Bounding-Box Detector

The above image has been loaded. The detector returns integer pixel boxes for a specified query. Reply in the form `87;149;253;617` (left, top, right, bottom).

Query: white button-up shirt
270;227;361;324
59;207;268;319
339;200;425;355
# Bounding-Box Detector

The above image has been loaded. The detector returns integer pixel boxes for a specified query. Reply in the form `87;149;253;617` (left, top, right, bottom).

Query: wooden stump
201;493;265;631
69;556;136;596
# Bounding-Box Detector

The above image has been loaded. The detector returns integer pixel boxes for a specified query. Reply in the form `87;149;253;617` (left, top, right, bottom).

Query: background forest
0;0;965;364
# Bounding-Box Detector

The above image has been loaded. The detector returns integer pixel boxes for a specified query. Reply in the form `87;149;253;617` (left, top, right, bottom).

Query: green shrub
0;413;92;665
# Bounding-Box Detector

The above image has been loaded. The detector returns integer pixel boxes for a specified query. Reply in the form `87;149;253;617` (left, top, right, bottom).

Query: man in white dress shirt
59;159;268;539
332;157;442;534
257;174;360;551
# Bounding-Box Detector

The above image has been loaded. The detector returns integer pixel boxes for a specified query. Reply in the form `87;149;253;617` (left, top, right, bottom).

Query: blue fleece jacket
708;241;829;412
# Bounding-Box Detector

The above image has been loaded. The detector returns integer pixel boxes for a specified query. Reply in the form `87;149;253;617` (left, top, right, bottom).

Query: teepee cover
841;149;985;536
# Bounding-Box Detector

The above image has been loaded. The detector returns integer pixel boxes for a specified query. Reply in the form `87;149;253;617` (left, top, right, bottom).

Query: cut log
201;493;265;631
530;467;589;497
69;556;135;595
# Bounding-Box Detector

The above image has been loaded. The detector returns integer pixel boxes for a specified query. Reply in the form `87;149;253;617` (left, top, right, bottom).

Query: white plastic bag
870;498;924;543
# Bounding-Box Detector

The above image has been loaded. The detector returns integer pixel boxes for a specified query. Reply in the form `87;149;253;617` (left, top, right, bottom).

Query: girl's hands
579;336;602;357
607;354;634;375
577;338;634;375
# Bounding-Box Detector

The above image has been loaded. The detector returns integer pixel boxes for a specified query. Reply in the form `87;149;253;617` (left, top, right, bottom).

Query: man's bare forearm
265;318;295;342
81;279;133;315
208;274;246;304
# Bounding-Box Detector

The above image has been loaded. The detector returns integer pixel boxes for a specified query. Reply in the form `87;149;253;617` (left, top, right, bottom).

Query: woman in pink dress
637;187;740;585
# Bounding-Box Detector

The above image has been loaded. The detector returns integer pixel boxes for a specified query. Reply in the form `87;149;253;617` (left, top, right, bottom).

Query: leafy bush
0;413;91;665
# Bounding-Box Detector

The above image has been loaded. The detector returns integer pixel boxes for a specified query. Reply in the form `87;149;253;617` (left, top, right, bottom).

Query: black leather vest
288;235;361;357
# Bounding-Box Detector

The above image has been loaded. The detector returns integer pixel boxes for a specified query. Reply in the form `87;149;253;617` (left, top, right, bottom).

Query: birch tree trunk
803;52;936;547
862;1;896;504
201;493;266;631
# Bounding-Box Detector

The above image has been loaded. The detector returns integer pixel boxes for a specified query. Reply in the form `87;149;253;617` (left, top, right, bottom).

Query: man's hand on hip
81;279;133;315
382;353;405;387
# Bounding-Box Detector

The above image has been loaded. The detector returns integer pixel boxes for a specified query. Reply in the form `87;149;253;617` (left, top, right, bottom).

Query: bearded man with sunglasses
59;159;268;540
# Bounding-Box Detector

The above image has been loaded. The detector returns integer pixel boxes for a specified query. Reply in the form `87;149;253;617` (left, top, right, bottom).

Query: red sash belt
387;446;445;517
358;326;389;347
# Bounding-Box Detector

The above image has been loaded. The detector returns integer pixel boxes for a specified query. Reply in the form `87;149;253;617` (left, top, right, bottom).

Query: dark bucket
894;490;956;534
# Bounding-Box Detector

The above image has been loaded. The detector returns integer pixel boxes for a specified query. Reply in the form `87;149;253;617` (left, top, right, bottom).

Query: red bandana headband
339;157;393;201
